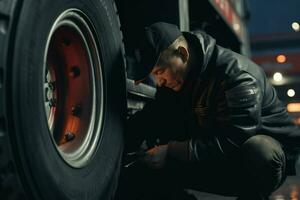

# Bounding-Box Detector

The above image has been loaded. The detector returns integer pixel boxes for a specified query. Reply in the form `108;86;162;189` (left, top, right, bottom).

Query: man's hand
142;144;168;169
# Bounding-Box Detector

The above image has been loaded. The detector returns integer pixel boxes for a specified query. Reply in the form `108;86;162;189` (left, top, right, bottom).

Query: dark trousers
119;88;287;199
116;135;287;200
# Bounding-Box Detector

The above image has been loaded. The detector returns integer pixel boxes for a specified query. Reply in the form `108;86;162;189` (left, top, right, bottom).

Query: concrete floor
190;159;300;200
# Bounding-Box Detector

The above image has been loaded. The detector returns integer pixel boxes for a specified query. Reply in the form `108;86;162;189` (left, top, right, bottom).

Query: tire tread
0;0;27;199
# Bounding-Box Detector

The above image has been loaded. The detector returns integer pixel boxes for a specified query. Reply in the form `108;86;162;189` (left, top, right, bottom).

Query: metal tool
123;150;146;168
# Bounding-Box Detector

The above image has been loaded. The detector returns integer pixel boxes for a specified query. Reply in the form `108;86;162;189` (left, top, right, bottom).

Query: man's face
150;56;187;92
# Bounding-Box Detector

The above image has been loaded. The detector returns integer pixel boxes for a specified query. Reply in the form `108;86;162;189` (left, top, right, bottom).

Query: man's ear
177;46;189;63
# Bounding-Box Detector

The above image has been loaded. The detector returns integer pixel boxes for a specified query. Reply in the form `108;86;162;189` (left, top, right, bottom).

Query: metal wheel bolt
69;66;80;78
62;38;71;46
64;132;75;142
71;106;82;117
45;88;49;101
48;82;56;91
49;98;56;107
45;71;51;82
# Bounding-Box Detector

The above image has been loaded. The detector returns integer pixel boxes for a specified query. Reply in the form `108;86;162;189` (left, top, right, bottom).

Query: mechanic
117;22;300;200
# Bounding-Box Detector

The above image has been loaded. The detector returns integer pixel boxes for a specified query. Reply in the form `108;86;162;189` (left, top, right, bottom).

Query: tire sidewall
10;0;126;199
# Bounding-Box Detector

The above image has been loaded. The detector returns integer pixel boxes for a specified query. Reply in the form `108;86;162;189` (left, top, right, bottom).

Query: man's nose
156;77;166;87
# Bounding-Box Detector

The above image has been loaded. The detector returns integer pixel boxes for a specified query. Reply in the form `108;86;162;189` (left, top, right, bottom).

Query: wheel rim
43;9;104;168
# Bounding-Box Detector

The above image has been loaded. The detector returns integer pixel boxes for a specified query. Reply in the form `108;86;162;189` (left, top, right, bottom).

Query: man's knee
241;135;286;194
242;135;285;165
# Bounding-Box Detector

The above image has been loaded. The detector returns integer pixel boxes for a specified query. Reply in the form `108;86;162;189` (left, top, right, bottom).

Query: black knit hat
134;22;182;83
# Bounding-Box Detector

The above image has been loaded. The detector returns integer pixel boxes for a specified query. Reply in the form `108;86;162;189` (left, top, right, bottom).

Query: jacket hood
182;31;217;80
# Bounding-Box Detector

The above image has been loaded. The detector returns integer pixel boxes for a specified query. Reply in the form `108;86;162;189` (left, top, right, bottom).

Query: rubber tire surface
0;0;126;199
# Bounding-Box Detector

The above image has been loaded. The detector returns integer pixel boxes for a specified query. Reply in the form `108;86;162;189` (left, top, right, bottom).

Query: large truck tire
0;0;126;199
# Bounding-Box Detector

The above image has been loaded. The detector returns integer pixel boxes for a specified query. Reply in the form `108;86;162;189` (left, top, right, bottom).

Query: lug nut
62;38;71;46
47;88;54;101
49;98;56;107
48;82;56;91
45;71;51;82
45;88;49;101
69;66;80;78
71;105;82;117
64;132;75;142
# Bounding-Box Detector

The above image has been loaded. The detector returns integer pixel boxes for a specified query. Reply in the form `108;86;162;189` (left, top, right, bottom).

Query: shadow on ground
190;160;300;200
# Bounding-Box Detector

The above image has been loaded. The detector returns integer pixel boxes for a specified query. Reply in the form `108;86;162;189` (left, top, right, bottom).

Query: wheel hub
43;9;104;168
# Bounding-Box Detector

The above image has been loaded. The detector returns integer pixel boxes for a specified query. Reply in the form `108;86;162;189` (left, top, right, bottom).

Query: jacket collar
179;31;217;94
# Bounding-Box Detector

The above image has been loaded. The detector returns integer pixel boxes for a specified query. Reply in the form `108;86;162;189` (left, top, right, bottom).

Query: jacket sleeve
223;72;263;140
187;71;263;162
125;86;181;152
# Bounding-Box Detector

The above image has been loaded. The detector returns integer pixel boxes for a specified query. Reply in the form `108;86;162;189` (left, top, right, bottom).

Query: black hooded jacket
126;31;300;175
172;31;300;174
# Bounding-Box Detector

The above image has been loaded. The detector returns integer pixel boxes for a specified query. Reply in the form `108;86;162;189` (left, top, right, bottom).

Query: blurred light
287;103;300;112
276;54;286;63
287;89;295;97
292;22;300;31
273;72;283;82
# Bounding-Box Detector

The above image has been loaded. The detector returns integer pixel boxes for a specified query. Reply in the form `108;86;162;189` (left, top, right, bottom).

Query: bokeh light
287;89;295;97
276;54;287;63
273;72;283;82
292;22;300;31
